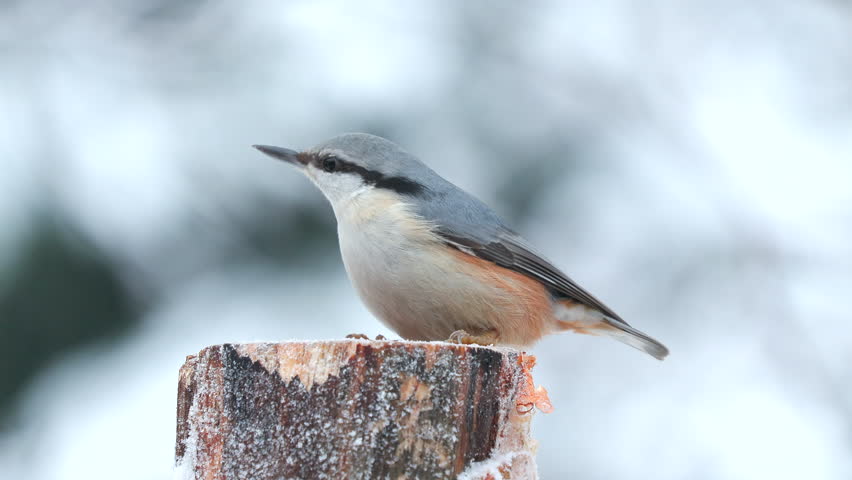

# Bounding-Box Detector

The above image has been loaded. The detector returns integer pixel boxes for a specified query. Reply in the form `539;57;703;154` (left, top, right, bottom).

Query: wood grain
175;341;544;480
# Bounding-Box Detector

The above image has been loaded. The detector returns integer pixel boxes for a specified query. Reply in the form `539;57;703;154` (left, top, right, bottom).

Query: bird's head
254;133;436;210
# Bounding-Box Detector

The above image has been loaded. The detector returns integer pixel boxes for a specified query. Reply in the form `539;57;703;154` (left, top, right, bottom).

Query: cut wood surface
175;340;551;480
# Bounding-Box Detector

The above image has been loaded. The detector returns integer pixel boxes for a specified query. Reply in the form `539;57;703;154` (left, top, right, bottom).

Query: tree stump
175;341;551;480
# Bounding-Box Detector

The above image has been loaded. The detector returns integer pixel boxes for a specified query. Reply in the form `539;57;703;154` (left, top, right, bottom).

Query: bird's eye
322;157;338;173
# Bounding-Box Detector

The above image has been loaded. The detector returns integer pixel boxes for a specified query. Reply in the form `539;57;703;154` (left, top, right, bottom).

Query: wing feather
409;179;626;324
438;228;627;324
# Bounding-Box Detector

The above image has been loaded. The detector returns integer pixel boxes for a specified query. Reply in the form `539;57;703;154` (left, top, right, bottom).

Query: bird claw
346;333;389;341
447;330;473;344
446;329;498;346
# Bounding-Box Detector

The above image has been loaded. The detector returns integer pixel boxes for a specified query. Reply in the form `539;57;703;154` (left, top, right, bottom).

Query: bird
253;133;669;360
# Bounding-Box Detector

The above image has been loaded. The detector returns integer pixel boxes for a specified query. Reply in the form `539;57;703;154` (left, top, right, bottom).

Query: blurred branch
0;210;141;428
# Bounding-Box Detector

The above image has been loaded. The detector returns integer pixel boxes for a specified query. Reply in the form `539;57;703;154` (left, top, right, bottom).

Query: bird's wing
410;181;626;323
437;226;627;324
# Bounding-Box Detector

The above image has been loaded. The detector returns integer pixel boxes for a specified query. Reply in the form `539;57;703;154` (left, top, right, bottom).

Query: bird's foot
446;329;498;346
346;333;389;341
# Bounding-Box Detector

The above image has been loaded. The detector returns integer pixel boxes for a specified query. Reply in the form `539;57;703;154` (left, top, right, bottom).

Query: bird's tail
600;316;669;361
554;301;669;360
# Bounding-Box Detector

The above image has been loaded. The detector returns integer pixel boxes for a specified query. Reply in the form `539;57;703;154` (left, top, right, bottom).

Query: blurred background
1;0;850;478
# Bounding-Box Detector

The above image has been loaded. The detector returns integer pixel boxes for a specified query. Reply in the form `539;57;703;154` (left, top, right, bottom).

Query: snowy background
1;1;850;479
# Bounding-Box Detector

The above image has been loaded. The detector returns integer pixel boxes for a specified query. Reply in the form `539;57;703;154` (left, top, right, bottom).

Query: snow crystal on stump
175;341;547;479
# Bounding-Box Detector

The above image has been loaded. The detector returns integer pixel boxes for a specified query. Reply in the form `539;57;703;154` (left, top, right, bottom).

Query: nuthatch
254;133;669;360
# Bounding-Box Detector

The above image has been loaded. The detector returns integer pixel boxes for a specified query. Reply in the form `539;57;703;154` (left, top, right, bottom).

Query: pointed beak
252;144;304;167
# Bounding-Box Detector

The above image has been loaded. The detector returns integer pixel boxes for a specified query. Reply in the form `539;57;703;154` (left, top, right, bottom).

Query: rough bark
175;341;550;480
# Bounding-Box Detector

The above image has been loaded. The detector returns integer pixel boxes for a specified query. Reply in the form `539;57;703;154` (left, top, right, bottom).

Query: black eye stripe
314;155;358;174
313;154;425;196
374;176;423;195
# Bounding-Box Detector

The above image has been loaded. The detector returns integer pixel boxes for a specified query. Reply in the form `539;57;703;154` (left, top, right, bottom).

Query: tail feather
601;317;669;361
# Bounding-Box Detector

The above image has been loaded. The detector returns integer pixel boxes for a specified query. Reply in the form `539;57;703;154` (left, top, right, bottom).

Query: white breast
333;189;512;341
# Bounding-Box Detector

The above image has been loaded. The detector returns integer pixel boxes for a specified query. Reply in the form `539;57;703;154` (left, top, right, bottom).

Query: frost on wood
175;341;548;480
